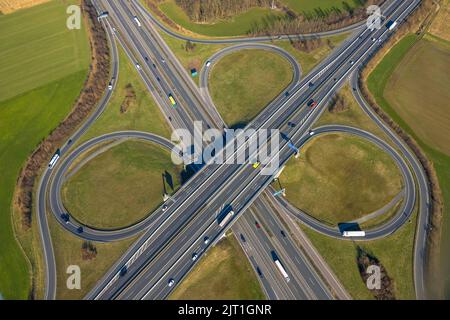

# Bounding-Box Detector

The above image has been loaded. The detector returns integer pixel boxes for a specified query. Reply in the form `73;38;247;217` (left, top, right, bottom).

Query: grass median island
209;49;293;128
1;0;90;299
62;140;182;230
279;133;403;226
169;234;265;300
367;32;450;298
157;0;284;37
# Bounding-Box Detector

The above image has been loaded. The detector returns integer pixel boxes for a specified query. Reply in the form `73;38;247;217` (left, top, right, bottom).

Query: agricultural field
62;140;182;230
367;31;450;298
209;49;293;128
0;0;90;299
279;133;403;226
0;0;50;14
170;234;265;300
0;0;90;101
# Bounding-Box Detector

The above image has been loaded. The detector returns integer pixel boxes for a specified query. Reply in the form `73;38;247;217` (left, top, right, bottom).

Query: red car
307;99;318;108
255;221;261;229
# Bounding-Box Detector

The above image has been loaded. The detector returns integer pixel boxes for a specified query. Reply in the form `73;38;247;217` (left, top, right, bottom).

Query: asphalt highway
89;0;335;300
84;0;424;301
35;0;429;301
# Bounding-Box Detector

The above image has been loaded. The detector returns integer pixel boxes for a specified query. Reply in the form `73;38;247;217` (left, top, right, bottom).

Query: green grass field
170;234;265;300
48;216;141;300
209;49;293;128
0;0;90;299
280;133;403;225
281;0;363;16
62;140;182;229
158;0;284;37
0;0;90;102
367;33;450;298
301;209;417;299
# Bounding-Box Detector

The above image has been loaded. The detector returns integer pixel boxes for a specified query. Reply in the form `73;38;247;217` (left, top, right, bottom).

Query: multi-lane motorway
35;0;429;301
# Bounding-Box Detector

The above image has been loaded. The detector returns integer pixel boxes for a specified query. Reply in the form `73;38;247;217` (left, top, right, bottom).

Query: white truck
386;20;397;31
218;210;235;228
343;230;366;237
48;150;61;169
133;16;142;27
274;259;290;282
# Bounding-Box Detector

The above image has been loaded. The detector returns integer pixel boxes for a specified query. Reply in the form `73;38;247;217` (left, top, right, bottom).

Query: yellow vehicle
168;94;177;107
252;161;261;169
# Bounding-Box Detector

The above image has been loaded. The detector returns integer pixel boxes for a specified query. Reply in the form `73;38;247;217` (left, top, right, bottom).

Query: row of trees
172;0;385;34
174;0;274;22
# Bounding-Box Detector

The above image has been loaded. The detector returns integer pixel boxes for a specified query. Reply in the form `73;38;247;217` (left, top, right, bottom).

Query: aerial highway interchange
22;0;431;302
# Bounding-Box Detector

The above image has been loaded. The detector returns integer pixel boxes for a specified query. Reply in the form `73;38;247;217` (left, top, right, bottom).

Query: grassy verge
159;32;228;85
274;33;348;74
77;46;172;143
62;140;182;230
367;33;450;298
48;216;140;300
169;234;265;300
279;133;403;225
1;0;90;299
209;49;293;128
301;209;417;299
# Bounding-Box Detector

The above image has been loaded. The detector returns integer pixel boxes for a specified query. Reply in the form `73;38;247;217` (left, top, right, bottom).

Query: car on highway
309;130;315;136
280;230;286;237
240;234;246;242
204;236;210;245
135;63;141;70
255;221;261;229
205;60;211;67
168;279;175;287
119;266;127;277
168;94;177;107
162;204;168;212
256;267;263;278
192;253;198;261
161;58;166;63
252;161;261;169
307;99;318;108
61;213;70;224
372;37;376;42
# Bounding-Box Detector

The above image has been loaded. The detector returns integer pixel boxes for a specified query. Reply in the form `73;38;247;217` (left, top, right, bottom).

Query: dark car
119;266;128;277
240;234;246;242
256;267;263;277
280;230;286;237
77;226;84;234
